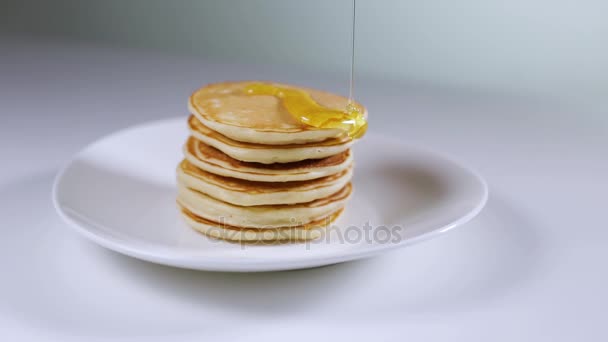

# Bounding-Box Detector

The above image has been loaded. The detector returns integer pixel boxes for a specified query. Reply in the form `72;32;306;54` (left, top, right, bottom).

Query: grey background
1;0;607;102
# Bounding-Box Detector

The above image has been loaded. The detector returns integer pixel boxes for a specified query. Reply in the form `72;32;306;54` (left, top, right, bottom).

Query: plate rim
52;117;489;271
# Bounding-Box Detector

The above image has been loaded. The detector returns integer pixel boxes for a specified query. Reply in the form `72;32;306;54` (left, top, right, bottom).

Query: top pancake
188;81;366;145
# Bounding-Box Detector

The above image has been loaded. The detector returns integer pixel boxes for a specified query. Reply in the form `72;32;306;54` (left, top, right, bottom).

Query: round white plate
53;117;488;272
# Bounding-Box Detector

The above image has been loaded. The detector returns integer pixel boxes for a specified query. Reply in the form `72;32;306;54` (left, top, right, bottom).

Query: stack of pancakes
177;81;364;242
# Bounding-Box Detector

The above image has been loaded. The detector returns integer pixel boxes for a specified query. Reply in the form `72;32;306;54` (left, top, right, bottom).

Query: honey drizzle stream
243;0;366;139
348;0;356;106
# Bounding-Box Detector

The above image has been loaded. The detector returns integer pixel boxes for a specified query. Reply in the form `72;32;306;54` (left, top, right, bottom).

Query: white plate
53;117;488;272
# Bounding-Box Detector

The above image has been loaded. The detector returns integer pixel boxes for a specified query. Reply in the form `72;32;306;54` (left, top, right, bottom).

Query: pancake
177;182;352;229
183;136;354;182
188;115;353;164
177;159;353;206
179;205;342;242
189;81;366;145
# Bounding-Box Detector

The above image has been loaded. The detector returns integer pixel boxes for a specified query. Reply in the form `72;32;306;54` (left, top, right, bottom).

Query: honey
243;1;364;139
244;83;367;139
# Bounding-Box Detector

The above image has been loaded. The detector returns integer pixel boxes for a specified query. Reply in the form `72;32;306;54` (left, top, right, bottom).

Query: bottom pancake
179;205;343;242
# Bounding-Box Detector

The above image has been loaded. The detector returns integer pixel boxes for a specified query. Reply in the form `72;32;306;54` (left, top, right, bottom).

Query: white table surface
1;36;607;342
